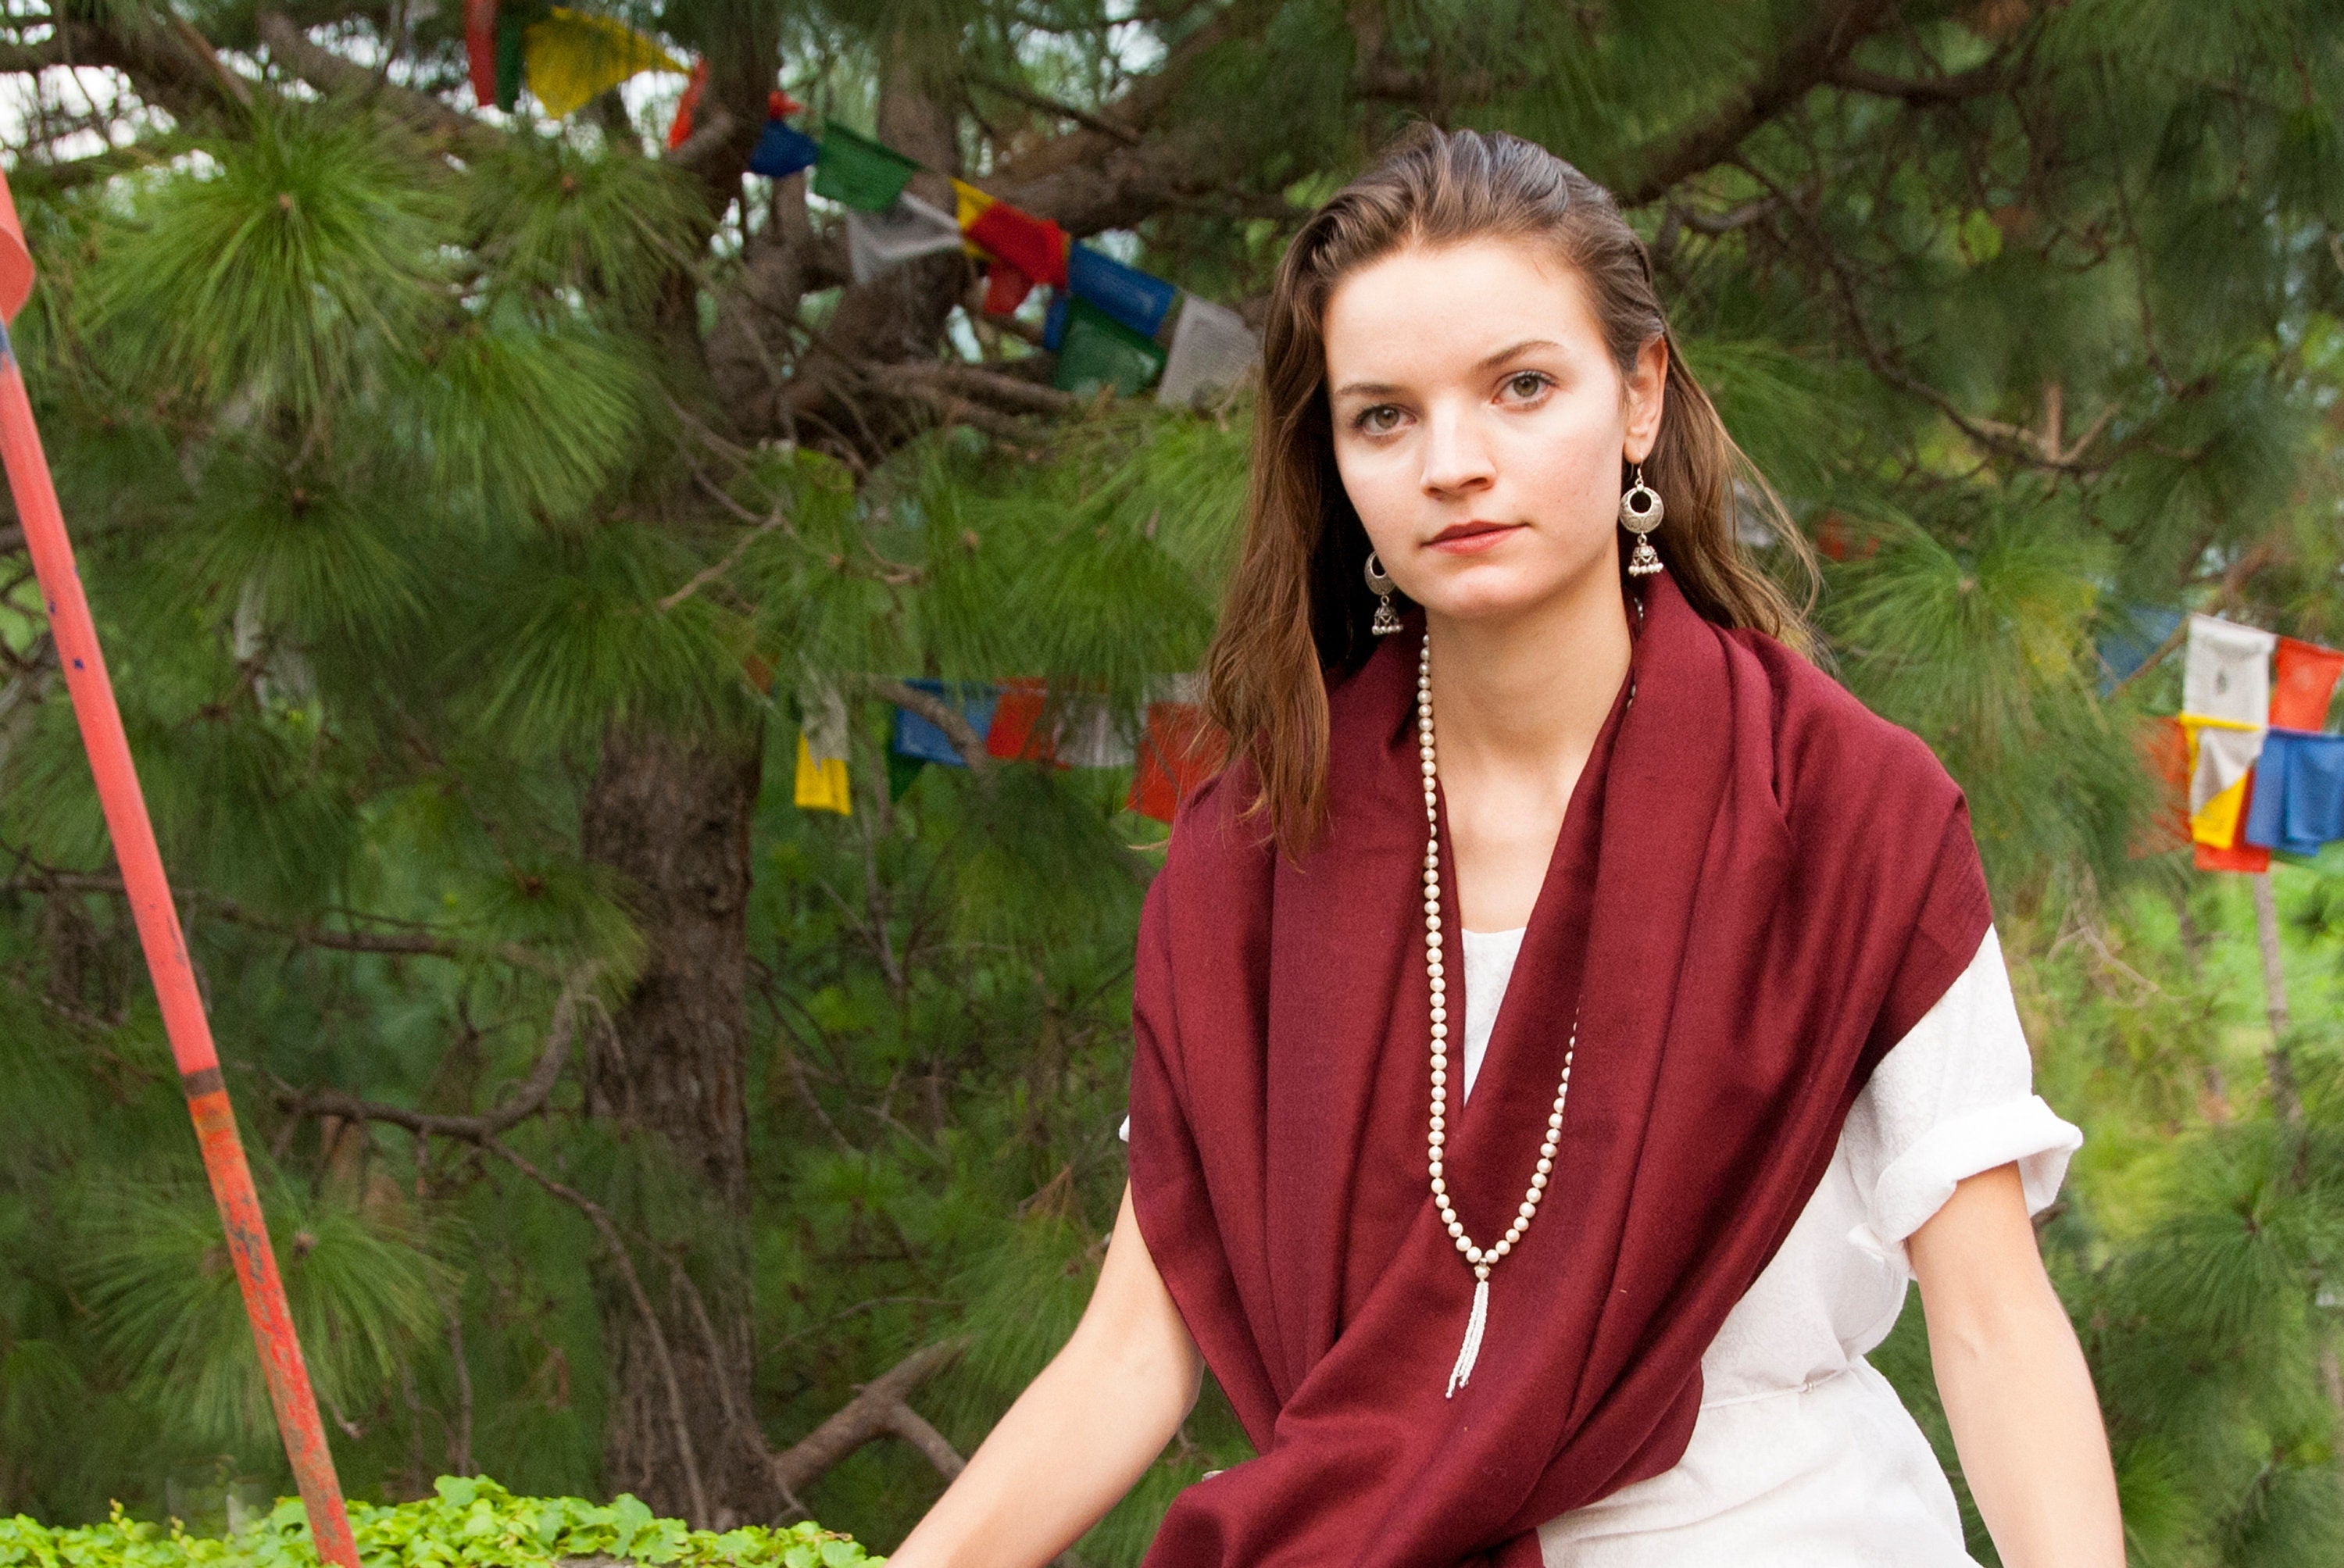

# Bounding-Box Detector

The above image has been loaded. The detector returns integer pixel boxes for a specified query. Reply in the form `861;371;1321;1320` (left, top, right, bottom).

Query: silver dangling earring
1364;550;1402;637
1620;463;1665;577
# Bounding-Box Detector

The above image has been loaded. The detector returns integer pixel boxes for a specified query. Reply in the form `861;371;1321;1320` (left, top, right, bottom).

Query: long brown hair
1203;122;1820;858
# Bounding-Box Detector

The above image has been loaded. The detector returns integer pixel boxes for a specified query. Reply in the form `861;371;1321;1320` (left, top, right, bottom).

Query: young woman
891;126;2124;1568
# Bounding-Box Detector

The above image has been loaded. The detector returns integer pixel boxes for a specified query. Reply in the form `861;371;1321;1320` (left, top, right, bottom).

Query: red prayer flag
1128;702;1217;823
966;198;1068;289
465;0;498;107
2271;636;2344;730
666;59;708;149
985;677;1059;763
2130;714;2192;859
2196;833;2272;873
982;261;1034;316
769;88;802;118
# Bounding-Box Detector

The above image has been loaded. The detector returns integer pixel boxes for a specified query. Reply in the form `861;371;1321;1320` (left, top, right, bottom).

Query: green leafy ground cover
0;1479;874;1568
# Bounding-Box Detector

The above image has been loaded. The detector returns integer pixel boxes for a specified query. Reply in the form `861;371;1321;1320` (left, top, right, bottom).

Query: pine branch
1613;0;1904;207
766;1338;968;1495
254;12;502;158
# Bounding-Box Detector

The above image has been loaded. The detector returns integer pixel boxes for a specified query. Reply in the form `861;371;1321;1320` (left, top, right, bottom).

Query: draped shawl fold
1124;569;1992;1568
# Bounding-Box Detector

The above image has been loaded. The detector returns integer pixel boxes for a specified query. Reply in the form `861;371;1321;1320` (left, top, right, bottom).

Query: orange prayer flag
2271;636;2344;730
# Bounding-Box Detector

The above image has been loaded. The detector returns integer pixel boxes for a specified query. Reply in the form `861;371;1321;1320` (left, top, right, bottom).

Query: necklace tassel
1445;1275;1489;1398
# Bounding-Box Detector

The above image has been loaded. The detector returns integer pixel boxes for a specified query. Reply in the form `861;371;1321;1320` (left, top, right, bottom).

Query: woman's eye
1506;371;1550;400
1355;405;1401;434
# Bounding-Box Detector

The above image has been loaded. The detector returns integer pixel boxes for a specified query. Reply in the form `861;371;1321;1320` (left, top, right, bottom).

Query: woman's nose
1418;403;1495;495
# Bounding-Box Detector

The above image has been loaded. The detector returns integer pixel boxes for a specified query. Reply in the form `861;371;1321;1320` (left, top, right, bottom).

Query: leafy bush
0;1477;876;1568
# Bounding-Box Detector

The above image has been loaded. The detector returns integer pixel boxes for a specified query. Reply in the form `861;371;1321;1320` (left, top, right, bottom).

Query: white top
1118;923;2080;1564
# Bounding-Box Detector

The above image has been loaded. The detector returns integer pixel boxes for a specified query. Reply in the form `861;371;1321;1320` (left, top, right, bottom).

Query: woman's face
1322;236;1666;627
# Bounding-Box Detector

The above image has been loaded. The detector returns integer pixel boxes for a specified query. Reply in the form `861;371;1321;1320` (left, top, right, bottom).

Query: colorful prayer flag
2129;714;2192;859
1129;681;1215;824
813;123;919;212
1042;289;1069;350
982;261;1034;316
494;3;530;112
2270;636;2344;730
466;0;500;106
1067;242;1177;338
1156;293;1260;409
2181;717;2264;847
890;679;999;766
2242;729;2344;856
2194;836;2271;873
1059;697;1135;769
2096;603;2182;694
666;58;708;149
1052;296;1167;398
2183;613;2274;726
985;677;1058;763
749;119;820;179
963;195;1068;289
520;7;684;119
793;732;852;814
886;749;925;801
847;191;967;284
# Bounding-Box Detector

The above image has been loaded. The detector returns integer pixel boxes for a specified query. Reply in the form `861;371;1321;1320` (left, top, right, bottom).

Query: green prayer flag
493;6;528;111
813;124;920;213
887;749;926;801
1051;296;1168;398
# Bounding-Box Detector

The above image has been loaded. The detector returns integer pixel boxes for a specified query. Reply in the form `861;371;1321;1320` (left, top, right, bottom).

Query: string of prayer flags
1067;242;1178;338
523;8;684;118
1157;294;1261;409
2242;730;2344;859
2184;613;2274;726
1128;677;1213;824
666;59;708;148
847;192;967;284
890;679;999;766
793;679;853;815
2271;636;2344;730
1053;296;1168;397
815;124;920;212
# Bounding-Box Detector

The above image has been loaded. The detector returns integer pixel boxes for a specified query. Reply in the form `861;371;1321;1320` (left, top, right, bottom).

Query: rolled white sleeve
1842;924;2083;1270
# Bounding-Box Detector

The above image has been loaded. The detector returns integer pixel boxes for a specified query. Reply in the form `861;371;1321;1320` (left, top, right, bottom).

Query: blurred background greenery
2;1;2343;1564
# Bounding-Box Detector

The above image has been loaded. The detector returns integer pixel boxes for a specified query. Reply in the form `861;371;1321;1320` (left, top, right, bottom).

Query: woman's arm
1908;1160;2123;1568
888;1181;1204;1568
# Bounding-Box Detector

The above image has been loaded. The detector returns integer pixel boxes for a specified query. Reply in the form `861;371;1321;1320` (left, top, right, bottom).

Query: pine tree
1;0;2342;1559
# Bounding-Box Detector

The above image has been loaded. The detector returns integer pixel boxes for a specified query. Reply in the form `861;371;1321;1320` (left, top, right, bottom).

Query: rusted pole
0;175;360;1564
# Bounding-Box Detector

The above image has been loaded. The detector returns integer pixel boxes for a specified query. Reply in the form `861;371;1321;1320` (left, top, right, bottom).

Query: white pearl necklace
1417;633;1578;1398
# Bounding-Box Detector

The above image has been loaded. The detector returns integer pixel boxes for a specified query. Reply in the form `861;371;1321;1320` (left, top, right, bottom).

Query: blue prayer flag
891;679;999;766
2096;603;2182;695
2242;728;2344;856
1042;289;1069;352
749;120;820;179
1067;243;1177;339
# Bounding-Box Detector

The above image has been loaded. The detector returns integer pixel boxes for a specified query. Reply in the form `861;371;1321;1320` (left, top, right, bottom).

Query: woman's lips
1425;521;1524;555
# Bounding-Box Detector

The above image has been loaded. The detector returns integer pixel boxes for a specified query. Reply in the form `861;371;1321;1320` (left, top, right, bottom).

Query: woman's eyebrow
1330;338;1565;399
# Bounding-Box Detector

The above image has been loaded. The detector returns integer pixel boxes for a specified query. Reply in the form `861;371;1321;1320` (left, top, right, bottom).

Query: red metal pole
0;176;361;1566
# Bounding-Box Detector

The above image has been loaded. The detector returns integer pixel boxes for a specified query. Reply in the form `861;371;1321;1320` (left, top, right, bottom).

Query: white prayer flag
1156;294;1260;409
2183;613;2274;725
1058;696;1135;768
2189;723;2265;814
845;191;965;284
799;677;852;765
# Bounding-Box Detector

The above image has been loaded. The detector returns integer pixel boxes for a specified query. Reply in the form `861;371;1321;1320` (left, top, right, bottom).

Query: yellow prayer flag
522;8;685;120
794;731;852;815
2178;713;2263;848
950;178;995;257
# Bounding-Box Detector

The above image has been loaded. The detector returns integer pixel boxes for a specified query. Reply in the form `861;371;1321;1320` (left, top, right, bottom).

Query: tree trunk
579;717;770;1527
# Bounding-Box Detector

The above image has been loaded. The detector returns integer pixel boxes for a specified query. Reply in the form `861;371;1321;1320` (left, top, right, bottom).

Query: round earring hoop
1620;465;1666;577
1363;549;1402;637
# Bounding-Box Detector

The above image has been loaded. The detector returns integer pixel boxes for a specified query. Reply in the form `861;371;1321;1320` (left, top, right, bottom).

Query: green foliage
0;1477;874;1567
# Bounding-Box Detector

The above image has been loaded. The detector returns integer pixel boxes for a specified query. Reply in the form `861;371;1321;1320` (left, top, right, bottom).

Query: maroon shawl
1124;568;1992;1568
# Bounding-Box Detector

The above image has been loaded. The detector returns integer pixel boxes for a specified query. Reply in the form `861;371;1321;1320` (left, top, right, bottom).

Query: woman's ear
1624;336;1668;464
